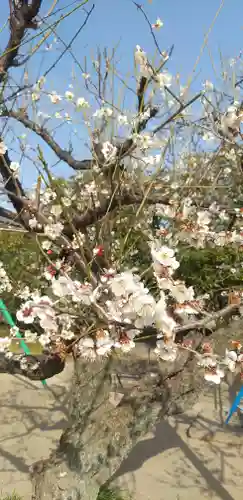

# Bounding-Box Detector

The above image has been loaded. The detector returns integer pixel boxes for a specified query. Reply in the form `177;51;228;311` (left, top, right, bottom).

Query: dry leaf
109;391;124;407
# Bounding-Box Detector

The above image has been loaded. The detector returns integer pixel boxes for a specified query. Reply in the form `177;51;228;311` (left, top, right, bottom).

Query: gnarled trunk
31;335;204;500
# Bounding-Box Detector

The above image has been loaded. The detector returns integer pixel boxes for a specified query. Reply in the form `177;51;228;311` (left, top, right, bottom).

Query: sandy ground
0;362;243;500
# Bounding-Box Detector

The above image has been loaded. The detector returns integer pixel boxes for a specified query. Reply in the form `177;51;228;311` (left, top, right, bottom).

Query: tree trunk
31;334;204;500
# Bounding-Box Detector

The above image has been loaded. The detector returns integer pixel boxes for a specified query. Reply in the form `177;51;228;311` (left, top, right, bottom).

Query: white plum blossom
24;330;38;343
52;276;74;297
110;271;141;297
143;154;161;167
204;368;225;385
115;333;136;352
42;240;52;250
41;189;57;205
170;282;195;303
65;90;74;101
17;296;57;332
198;354;217;368
220;107;243;139
2;45;243;390
156;277;173;291
197;211;211;227
0;337;11;353
96;331;113;356
71;231;86;249
76;97;90;110
93;107;113;119
132;133;153;150
134;45;147;66
49;91;62;104
130;292;156;328
155;71;172;88
16;301;36;324
101;141;117;161
44;222;64;239
35;76;45;90
224;349;243;372
155;310;177;338
31;92;40;102
0;262;12;292
50;204;63;218
203;80;214;91
39;333;51;347
152;17;163;29
77;337;96;361
134;45;152;77
117;114;129;126
52;276;93;306
0;141;7;155
31;297;57;332
9;161;20;177
17;286;31;300
155;339;178;362
151;244;179;270
71;282;93;305
61;329;75;340
29;217;38;229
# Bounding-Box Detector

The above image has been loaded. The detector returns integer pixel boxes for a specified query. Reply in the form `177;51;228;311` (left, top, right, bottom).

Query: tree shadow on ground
113;418;238;500
113;381;243;500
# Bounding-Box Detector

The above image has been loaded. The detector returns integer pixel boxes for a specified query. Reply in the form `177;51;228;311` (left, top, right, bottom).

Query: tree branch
175;303;239;334
71;189;170;232
0;351;65;380
0;1;42;81
3;109;93;170
0;205;23;225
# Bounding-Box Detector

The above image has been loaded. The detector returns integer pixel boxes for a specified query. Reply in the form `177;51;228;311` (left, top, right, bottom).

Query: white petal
226;349;237;362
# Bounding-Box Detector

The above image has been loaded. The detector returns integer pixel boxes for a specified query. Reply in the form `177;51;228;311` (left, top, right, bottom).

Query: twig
153;91;202;135
42;3;95;79
133;2;164;56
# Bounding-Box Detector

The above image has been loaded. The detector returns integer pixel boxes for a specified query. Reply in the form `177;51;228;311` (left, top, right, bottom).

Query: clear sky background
1;0;243;193
56;0;243;91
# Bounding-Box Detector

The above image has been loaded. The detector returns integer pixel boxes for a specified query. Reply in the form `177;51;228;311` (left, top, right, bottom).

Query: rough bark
0;1;42;80
31;333;204;500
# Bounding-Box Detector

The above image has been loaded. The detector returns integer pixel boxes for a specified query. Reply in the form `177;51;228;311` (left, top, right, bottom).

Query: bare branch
133;2;164;56
3;109;93;170
0;205;22;224
0;1;42;81
42;3;95;79
153;92;202;135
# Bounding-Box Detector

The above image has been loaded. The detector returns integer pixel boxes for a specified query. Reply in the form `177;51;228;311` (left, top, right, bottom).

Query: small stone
59;471;67;478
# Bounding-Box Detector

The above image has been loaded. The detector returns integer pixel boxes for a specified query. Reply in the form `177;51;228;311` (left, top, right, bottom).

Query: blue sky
56;0;243;89
1;0;243;193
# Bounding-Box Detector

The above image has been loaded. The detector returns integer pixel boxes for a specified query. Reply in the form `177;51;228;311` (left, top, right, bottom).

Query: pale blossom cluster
2;39;243;390
0;262;12;293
